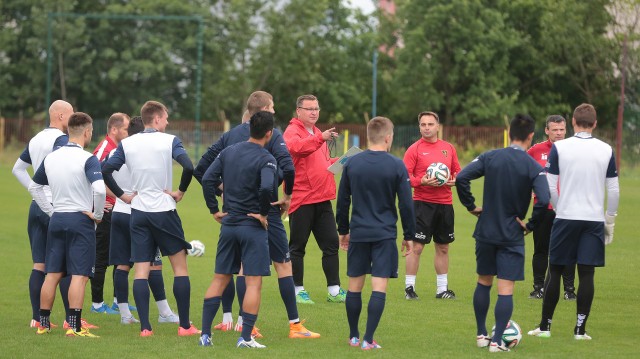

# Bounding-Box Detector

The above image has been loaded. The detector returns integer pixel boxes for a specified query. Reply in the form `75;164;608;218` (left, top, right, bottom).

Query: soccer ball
426;162;450;186
491;320;522;348
188;240;205;257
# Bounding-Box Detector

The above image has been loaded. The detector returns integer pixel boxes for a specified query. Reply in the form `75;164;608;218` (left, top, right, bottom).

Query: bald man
13;100;73;328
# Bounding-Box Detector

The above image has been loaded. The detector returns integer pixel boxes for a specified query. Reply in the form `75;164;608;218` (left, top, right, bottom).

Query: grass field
1;147;639;358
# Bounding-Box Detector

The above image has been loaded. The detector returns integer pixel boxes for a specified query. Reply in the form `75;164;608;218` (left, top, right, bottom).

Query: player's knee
33;263;45;271
413;244;425;255
435;243;449;255
273;261;292;277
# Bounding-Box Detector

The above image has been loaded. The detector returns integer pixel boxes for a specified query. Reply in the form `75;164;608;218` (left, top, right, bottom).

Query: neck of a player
422;136;437;143
368;144;388;152
107;133;118;144
574;126;593;134
144;125;161;132
248;137;267;147
511;139;529;150
48;119;63;131
69;136;86;148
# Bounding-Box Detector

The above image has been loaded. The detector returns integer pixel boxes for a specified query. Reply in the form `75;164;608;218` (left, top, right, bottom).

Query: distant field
0;148;638;358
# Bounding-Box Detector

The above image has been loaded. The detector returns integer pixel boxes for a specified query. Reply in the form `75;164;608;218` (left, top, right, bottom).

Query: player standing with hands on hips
456;114;550;352
29;112;106;337
102;100;198;338
199;111;277;348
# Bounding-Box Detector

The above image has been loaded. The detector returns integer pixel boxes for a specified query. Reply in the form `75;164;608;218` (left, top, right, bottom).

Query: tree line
0;0;638;128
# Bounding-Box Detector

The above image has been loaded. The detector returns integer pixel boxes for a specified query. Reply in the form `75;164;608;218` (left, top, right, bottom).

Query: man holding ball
402;111;461;300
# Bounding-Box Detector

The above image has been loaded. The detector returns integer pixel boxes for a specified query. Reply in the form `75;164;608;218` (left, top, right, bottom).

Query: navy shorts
28;201;50;264
110;212;133;266
268;213;290;263
215;224;270;277
414;201;455;245
110;212;164;266
549;219;605;267
130;209;190;263
475;241;525;281
347;239;398;278
46;212;96;277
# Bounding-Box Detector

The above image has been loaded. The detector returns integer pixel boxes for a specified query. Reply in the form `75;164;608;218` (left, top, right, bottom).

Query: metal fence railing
3;118;638;167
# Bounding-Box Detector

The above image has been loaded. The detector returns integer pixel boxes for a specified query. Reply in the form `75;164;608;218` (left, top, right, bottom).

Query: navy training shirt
336;150;415;242
456;145;550;246
202;141;277;227
194;123;294;200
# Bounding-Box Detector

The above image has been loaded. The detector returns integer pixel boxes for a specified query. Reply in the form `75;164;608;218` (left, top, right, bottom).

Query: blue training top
336;150;415;242
194;123;294;202
202;141;277;227
456;145;550;246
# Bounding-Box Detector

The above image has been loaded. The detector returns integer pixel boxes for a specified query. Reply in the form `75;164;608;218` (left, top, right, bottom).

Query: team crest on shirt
441;150;448;157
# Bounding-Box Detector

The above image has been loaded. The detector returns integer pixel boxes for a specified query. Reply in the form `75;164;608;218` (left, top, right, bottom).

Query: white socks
436;274;448;294
295;286;305;295
222;312;233;324
118;303;132;318
328;285;340;296
92;302;104;310
405;275;416;288
156;299;173;317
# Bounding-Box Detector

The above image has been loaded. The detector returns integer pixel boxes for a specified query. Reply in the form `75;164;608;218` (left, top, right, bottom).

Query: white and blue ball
426;162;450;186
188;240;205;257
491;320;522;348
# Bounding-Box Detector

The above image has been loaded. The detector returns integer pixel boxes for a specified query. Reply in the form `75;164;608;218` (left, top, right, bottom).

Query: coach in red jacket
283;94;345;305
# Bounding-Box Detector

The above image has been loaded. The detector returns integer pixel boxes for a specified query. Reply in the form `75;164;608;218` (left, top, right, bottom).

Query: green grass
0;148;639;358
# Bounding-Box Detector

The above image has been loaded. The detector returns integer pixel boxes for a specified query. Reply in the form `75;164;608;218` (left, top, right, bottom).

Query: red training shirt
403;138;461;204
527;140;555;210
93;136;117;206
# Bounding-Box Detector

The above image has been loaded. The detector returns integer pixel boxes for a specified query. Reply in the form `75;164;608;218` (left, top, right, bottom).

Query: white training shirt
15;128;68;202
31;143;106;215
108;130;186;212
109;147;133;215
546;132;618;221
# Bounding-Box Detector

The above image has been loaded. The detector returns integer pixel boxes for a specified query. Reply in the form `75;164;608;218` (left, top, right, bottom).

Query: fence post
343;129;349;154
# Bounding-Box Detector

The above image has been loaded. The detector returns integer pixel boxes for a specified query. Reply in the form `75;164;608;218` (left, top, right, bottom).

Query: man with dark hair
199;111;277;348
29;112;106;337
284;94;345;304
12;100;73;329
194;91;319;339
102;100;198;337
456;114;550;352
91;112;131;315
337;116;415;350
527;115;576;300
403;111;461;299
107;116;179;325
528;103;619;341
